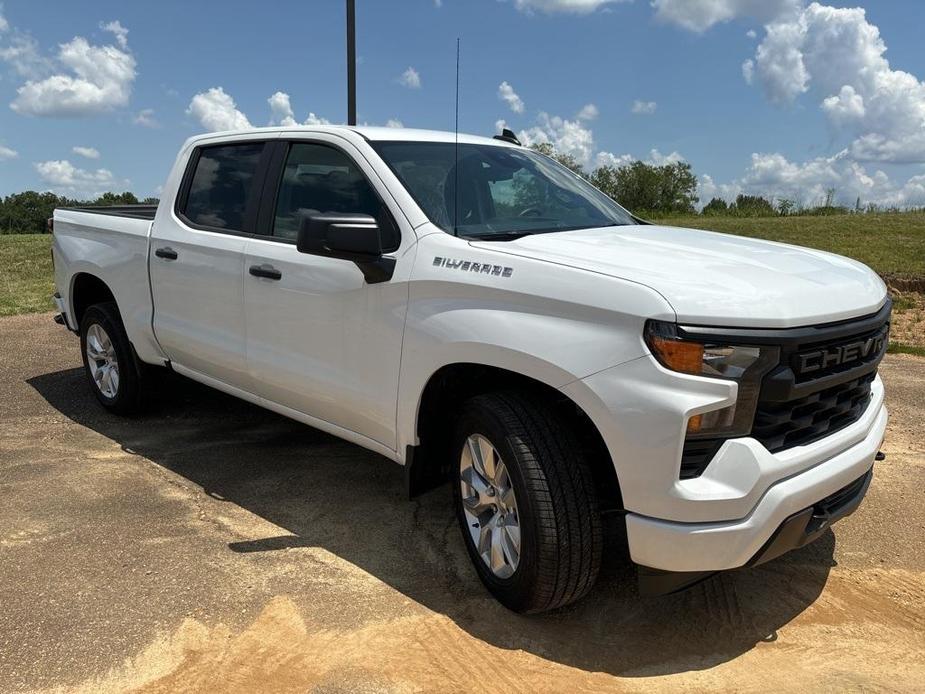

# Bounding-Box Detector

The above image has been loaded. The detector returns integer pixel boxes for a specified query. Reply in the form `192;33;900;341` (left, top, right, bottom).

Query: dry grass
889;288;925;351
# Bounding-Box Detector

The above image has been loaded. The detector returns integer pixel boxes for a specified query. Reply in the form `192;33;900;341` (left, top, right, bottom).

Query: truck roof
183;125;515;148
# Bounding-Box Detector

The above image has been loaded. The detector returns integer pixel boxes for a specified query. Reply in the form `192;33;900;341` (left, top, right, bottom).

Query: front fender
396;233;676;459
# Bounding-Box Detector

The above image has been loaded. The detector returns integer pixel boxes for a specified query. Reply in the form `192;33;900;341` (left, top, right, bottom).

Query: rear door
242;136;414;450
150;138;274;388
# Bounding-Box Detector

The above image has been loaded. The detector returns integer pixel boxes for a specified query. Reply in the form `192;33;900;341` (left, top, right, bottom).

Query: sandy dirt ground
0;312;923;693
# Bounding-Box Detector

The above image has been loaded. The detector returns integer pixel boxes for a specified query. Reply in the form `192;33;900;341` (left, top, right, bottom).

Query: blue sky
1;0;925;208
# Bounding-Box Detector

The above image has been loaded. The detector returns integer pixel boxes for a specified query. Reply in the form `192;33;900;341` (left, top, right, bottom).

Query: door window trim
174;139;276;239
255;139;402;251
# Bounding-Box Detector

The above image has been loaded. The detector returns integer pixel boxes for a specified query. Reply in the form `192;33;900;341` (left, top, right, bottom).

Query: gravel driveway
1;312;923;693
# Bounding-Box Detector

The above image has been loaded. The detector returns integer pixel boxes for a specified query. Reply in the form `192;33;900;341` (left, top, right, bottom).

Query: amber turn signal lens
687;413;703;434
648;335;705;375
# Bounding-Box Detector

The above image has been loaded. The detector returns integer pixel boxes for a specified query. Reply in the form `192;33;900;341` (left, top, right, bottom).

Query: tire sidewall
79;304;137;412
452;402;542;611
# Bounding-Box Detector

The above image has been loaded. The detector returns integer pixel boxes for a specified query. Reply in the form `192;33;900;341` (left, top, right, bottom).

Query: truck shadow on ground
29;367;836;678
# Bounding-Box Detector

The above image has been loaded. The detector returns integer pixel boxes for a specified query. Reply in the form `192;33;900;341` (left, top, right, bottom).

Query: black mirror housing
297;213;396;284
297;213;382;259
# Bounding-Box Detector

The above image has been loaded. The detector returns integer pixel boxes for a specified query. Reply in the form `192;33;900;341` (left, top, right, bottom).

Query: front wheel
79;302;143;414
453;392;602;613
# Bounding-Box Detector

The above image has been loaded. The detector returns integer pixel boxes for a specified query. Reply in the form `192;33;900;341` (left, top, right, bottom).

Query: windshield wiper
467;231;535;241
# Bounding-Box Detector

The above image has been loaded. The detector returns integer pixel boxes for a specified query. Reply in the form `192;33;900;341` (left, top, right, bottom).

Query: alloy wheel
85;323;120;399
459;434;521;579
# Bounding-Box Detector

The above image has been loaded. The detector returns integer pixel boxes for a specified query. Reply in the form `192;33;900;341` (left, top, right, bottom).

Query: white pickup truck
52;126;890;612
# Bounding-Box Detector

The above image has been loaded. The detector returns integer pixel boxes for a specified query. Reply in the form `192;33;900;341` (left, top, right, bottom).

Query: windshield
371;141;637;239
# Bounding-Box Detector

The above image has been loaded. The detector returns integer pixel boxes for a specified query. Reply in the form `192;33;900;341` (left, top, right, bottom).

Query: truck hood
471;225;887;328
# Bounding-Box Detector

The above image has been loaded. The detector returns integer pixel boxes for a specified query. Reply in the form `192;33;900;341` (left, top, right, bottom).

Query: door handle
249;263;282;281
155;247;178;260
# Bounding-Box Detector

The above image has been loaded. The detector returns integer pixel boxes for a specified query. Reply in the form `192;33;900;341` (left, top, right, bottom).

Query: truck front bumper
626;401;886;577
636;465;874;594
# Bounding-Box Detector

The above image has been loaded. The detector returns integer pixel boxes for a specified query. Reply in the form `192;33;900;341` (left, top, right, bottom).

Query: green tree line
0;191;158;234
531;142;699;217
532;143;923;219
4;145;921;235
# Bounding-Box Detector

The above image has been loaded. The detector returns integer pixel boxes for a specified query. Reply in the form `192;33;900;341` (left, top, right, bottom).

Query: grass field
1;214;923;349
651;212;925;280
0;234;53;317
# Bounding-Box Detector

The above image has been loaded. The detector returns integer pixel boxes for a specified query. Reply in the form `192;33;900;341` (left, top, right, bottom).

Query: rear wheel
453;392;602;613
79;302;143;414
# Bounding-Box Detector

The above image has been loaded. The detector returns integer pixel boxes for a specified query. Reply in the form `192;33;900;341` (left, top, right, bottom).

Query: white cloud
0;144;17;160
698;174;722;202
72;146;99;159
652;0;800;32
386;118;404;128
747;4;925;163
822;85;865;126
100;20;128;49
595;148;685;168
631;100;657;115
434;0;442;6
35;159;128;198
512;0;628;14
703;149;925;208
133;108;159;128
746;29;757;39
399;66;421;89
0;32;49;79
265;91;333;127
10;27;136;117
577;103;599;120
267;90;297;126
495;118;508;133
595;151;634;169
498;81;524;114
0;7;51;80
187;87;251;132
518;112;595;166
742;59;754;84
303;111;331;126
646;148;685;165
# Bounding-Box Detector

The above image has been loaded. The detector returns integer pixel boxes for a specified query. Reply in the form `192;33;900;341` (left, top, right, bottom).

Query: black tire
79;302;143;414
452;392;602;613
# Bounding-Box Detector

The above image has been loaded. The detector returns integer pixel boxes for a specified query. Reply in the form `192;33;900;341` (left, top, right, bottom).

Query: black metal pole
346;0;357;125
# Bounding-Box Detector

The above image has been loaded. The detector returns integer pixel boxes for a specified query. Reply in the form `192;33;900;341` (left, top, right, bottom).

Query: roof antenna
453;37;460;237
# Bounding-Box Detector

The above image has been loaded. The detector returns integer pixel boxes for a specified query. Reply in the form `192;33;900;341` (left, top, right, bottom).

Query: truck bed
52;204;159;361
58;205;158;220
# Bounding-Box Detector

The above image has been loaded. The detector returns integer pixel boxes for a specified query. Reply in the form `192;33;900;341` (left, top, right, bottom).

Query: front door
243;138;413;450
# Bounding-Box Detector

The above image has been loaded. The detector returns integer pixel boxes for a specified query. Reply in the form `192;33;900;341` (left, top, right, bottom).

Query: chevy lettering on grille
796;328;888;376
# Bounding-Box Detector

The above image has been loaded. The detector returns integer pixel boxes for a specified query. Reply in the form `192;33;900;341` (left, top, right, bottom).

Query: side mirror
297;213;382;260
297;213;395;284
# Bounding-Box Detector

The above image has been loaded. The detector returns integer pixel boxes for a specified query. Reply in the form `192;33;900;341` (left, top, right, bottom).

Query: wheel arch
70;272;120;326
404;361;623;512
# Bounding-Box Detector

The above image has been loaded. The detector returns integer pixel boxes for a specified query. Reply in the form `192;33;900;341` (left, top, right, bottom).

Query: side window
182;143;265;232
273;143;399;250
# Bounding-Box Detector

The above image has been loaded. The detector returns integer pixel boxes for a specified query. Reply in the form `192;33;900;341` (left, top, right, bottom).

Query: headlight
644;320;779;439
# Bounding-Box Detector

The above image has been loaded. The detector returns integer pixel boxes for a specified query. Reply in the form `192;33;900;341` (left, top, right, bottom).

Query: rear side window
182;143;265;232
273;143;399;250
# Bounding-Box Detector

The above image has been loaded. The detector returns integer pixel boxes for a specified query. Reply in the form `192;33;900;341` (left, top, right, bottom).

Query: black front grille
751;371;875;453
676;301;890;480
